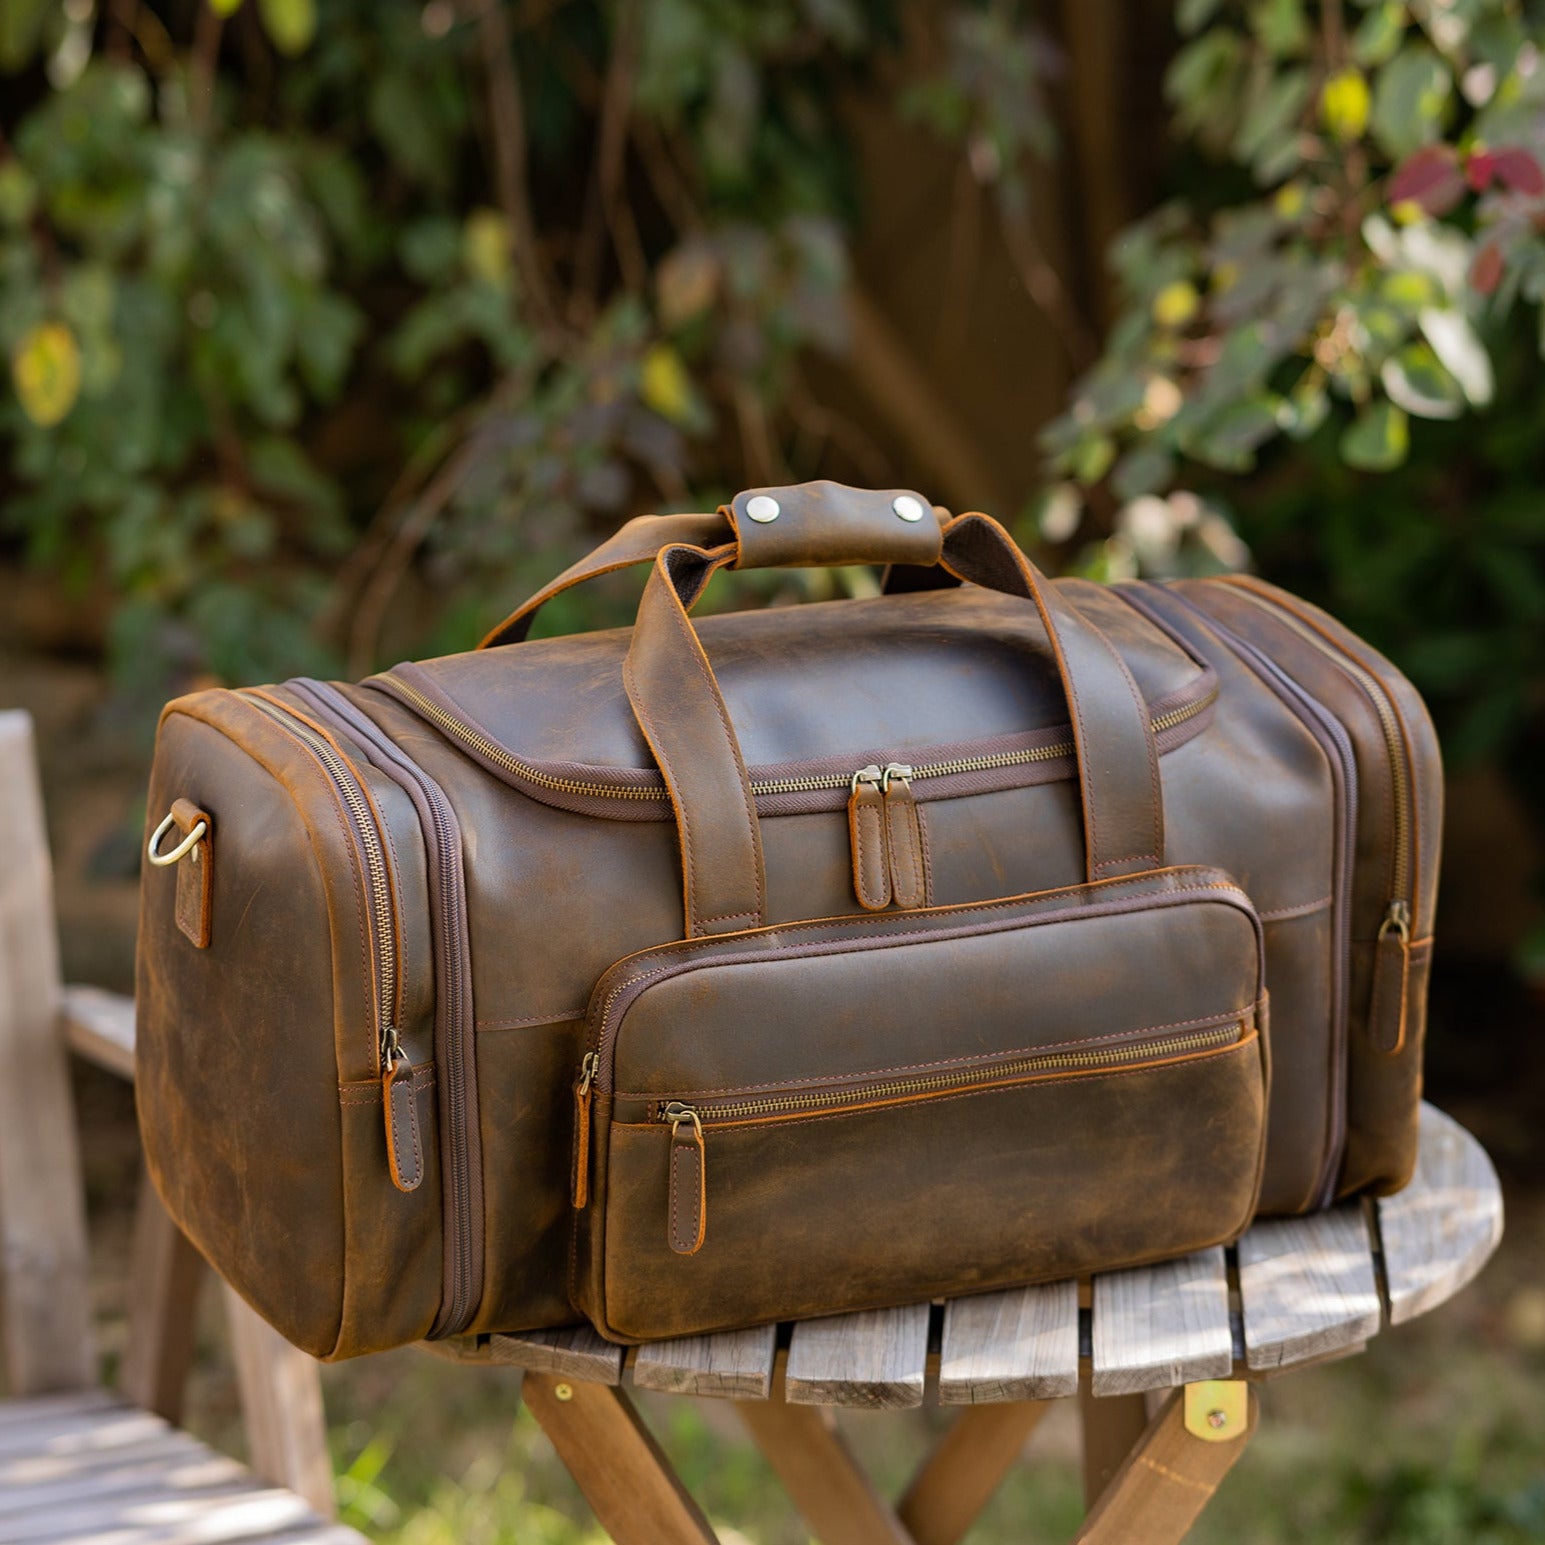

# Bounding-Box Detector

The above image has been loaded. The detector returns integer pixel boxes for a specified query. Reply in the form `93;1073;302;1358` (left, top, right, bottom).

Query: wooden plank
0;1388;118;1430
4;1479;322;1544
938;1281;1079;1404
0;1445;246;1516
897;1402;1048;1545
0;1403;169;1458
483;1324;625;1385
737;1397;912;1545
632;1324;777;1400
119;1173;207;1422
1077;1385;1258;1544
0;710;96;1395
222;1284;336;1521
1377;1103;1504;1326
784;1303;930;1409
524;1373;717;1544
59;983;137;1081
1091;1247;1233;1396
1237;1203;1382;1370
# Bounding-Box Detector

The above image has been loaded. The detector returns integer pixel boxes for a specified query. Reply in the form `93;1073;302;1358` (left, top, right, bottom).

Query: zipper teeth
1228;587;1412;903
664;1023;1241;1123
248;695;398;1052
390;677;1217;801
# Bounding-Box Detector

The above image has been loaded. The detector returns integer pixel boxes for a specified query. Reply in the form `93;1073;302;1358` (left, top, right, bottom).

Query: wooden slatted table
435;1101;1502;1545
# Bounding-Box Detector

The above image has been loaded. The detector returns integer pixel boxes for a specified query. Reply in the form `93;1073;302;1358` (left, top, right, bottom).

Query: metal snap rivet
554;1382;574;1402
892;494;926;522
1206;1408;1228;1430
745;495;781;523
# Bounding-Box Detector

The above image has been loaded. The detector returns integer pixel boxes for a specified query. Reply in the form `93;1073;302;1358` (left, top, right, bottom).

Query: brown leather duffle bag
136;482;1440;1357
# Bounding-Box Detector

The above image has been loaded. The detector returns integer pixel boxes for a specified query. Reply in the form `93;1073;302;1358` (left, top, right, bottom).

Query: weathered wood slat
1090;1247;1232;1395
784;1304;930;1409
59;982;137;1081
937;1281;1078;1404
1377;1103;1504;1327
0;1449;247;1516
0;1388;119;1430
483;1324;625;1385
6;1483;325;1545
632;1324;778;1400
0;1424;213;1492
0;711;96;1396
1237;1204;1382;1370
0;1405;171;1458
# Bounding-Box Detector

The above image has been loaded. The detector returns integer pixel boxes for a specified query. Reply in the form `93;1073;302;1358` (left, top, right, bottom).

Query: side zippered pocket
284;680;485;1340
241;692;423;1193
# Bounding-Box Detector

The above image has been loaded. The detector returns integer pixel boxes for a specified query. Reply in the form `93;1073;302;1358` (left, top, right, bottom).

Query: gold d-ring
147;810;207;867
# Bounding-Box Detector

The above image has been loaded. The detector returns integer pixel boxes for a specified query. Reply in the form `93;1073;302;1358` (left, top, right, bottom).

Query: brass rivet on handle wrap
745;494;781;523
892;494;926;522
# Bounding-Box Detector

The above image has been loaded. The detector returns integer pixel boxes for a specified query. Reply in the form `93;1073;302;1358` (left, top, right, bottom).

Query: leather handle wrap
478;482;943;649
623;512;1164;938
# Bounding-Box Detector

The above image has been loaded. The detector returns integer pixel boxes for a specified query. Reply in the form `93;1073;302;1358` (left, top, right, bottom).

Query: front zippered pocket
242;692;424;1194
649;1018;1246;1254
571;864;1270;1342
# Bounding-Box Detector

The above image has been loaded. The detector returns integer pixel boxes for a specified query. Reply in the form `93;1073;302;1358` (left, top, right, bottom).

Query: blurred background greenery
4;1;1545;1541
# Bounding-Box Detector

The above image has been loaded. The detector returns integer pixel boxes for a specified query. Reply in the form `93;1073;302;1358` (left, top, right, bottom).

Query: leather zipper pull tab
848;765;891;911
1369;900;1412;1055
664;1103;707;1255
572;1052;598;1208
881;764;925;909
381;1041;424;1194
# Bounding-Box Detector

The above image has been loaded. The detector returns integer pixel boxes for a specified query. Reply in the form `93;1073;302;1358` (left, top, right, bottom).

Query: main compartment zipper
378;673;1216;807
649;1021;1245;1253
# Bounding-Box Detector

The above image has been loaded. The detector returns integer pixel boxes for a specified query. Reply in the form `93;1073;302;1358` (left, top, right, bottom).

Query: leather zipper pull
381;1042;424;1194
572;1052;598;1208
664;1103;707;1255
848;765;891;911
1369;900;1412;1055
881;764;925;909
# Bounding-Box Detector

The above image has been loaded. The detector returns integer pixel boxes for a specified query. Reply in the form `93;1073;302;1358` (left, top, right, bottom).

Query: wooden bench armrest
60;984;136;1082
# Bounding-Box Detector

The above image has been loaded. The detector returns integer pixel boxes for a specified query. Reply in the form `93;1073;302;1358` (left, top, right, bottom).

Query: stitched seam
594;877;1254;1057
477;1010;586;1030
887;796;924;906
612;1009;1254;1100
1137;1455;1216;1495
915;802;934;906
696;910;761;925
850;795;888;908
670;1142;697;1251
1257;895;1332;921
613;1036;1257;1131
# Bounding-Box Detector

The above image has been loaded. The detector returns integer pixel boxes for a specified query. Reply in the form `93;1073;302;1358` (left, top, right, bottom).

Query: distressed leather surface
135;482;1440;1357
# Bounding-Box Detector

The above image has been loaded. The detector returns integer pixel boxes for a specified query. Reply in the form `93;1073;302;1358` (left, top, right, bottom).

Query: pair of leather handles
479;481;1165;938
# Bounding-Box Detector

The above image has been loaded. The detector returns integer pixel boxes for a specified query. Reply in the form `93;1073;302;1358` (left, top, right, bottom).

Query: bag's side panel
137;704;350;1358
137;695;445;1358
1181;578;1441;1197
1116;587;1341;1215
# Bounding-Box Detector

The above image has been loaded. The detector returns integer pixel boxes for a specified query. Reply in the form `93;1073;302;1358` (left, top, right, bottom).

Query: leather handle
624;512;1165;938
478;481;942;649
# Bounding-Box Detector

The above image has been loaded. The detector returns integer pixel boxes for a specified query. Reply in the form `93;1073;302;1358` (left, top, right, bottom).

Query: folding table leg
524;1373;718;1544
1076;1382;1257;1545
736;1398;913;1545
1078;1388;1149;1507
897;1402;1049;1545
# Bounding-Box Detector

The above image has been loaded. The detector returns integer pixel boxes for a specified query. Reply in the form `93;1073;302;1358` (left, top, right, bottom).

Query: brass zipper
386;675;1217;803
658;1021;1242;1126
246;694;400;1056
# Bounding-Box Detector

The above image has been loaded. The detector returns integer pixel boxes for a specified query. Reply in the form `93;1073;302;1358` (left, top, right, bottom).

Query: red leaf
1492;146;1545;196
1388;146;1466;214
1471;240;1505;296
1467;150;1498;192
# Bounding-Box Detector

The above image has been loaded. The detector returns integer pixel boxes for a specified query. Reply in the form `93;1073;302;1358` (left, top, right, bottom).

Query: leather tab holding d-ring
169;798;213;948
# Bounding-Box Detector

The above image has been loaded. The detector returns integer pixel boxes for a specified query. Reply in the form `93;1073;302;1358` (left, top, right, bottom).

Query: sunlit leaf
210;0;246;16
1151;280;1200;328
462;208;512;287
1380;341;1464;419
1419;306;1493;405
1340;400;1409;470
639;343;695;425
1352;2;1405;68
1370;46;1450;159
11;322;81;427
